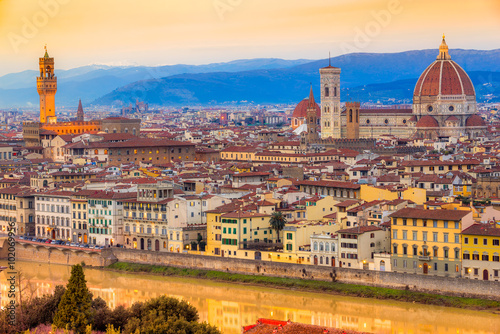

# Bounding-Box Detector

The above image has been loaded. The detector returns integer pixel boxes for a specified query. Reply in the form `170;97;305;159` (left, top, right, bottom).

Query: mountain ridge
1;49;500;107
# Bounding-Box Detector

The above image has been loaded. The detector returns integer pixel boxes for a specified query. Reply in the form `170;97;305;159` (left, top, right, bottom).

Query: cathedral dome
413;37;475;98
466;114;486;127
292;98;321;119
416;115;439;128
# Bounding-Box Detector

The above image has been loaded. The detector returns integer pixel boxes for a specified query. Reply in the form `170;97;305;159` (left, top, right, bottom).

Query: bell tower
37;46;57;124
320;60;341;139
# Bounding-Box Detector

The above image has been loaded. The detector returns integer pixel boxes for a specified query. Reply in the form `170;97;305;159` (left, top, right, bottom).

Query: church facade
293;36;488;141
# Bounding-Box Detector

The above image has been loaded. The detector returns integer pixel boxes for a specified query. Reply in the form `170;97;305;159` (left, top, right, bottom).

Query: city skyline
0;0;499;76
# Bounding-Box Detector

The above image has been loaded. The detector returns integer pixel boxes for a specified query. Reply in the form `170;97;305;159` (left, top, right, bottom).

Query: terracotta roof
337;225;382;234
414;56;475;97
297;180;360;190
466;114;486;127
462;223;500;237
416;116;439;128
389;208;470;221
243;319;367;334
291;98;321;119
233;172;272;177
335;200;360;207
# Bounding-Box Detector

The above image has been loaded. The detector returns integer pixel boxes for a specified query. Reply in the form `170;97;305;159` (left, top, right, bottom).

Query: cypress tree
53;264;93;333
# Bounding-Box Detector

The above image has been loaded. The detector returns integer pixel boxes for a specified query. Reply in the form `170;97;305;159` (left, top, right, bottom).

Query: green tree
124;296;219;334
53;264;93;334
269;211;287;243
92;296;111;332
108;305;131;331
22;285;66;329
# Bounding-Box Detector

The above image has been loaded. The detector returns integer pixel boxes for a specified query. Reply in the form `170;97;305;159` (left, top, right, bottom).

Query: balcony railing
418;255;431;261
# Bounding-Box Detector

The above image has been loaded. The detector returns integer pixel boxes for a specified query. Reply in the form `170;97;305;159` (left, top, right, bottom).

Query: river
1;261;499;334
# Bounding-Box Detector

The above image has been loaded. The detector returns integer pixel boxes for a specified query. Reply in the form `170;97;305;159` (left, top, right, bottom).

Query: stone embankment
2;240;500;300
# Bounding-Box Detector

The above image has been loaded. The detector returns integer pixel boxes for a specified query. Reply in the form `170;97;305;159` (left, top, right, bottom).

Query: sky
0;0;499;76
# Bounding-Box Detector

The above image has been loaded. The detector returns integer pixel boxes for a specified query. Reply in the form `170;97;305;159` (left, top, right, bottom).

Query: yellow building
220;211;274;259
281;221;340;264
205;203;241;256
360;184;426;205
304;196;339;221
461;223;500;281
400;159;480;175
389;208;473;277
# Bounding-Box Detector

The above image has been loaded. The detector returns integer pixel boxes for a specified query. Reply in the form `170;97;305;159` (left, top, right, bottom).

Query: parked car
65;242;71;246
70;242;77;247
83;244;90;248
45;240;53;244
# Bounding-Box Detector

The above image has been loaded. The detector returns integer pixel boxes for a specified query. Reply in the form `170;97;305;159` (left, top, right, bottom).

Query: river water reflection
1;261;499;334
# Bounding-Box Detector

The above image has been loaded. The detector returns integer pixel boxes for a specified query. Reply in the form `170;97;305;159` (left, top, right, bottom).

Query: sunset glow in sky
0;0;499;75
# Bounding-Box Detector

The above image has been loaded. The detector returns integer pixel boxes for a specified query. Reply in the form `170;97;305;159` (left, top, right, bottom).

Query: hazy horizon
0;0;499;76
3;46;500;77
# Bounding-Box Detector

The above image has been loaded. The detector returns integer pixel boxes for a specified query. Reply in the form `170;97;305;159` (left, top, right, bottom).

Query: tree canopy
53;264;93;334
270;211;287;242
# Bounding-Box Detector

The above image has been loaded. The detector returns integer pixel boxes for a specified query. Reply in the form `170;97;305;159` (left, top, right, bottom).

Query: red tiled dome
414;61;475;97
292;98;321;119
416;115;439;128
466;114;486;127
413;37;475;98
445;115;460;122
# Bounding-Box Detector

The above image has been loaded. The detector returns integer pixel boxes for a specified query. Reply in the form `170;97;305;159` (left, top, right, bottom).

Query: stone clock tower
37;46;57;124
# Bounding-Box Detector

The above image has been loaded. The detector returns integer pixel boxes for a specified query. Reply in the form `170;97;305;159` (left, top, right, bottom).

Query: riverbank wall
3;241;500;300
1;240;116;267
106;248;500;300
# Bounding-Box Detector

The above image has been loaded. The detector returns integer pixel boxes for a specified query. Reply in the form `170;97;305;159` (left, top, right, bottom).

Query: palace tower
37;46;57;124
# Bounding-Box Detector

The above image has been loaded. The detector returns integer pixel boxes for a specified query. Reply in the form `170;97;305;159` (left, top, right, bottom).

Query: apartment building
87;191;134;246
390;208;474;277
461;223;500;281
35;190;73;240
337;225;389;269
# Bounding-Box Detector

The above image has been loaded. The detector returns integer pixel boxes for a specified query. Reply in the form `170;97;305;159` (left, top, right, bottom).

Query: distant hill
93;48;500;106
1;49;500;107
345;71;500;104
0;59;312;107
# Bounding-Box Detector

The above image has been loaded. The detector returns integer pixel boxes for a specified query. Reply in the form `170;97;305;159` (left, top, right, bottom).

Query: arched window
349;110;353;122
334;87;337;96
325;243;330;252
319;242;324;251
313;242;318;251
325;86;329;97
